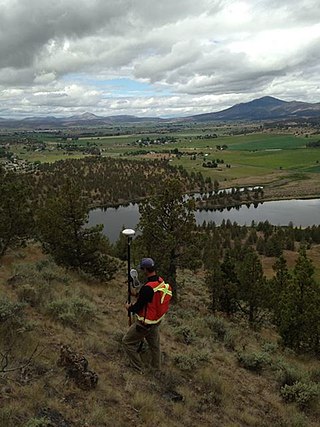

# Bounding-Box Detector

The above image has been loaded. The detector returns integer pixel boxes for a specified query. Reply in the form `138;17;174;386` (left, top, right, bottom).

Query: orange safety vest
136;277;172;325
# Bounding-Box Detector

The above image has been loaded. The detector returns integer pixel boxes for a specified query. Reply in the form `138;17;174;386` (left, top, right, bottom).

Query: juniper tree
269;255;291;325
138;179;196;301
179;233;203;273
277;247;320;353
246;229;258;245
0;169;33;259
113;228;130;261
208;251;239;315
237;247;269;325
37;183;116;280
264;234;283;257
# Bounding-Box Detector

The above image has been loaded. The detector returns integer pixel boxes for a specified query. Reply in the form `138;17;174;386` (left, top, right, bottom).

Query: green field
9;131;320;184
226;134;309;151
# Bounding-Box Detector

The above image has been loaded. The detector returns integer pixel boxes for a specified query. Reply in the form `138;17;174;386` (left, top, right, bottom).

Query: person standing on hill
122;257;172;373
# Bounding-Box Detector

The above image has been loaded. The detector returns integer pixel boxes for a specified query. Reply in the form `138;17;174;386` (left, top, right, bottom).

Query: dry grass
0;244;319;427
263;173;320;201
261;246;320;280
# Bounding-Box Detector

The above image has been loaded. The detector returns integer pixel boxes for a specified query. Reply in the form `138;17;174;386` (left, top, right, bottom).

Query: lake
88;198;320;243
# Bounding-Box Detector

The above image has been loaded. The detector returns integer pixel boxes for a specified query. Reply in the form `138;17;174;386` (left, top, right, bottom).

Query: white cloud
33;72;57;85
0;0;320;117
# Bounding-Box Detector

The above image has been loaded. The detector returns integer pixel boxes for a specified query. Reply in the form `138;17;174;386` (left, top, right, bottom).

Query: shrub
173;326;196;345
36;259;70;284
11;261;65;308
261;342;278;354
237;351;271;373
132;391;160;424
41;268;70;284
47;297;96;328
17;284;39;307
283;347;296;357
0;407;18;427
0;296;26;344
174;350;210;371
272;411;307;427
309;367;320;383
223;330;236;351
16;282;51;308
280;381;320;409
35;259;51;271
24;418;49;427
274;361;305;388
11;263;40;282
0;297;24;323
174;354;197;371
166;311;180;327
14;260;70;285
207;316;227;341
198;368;225;407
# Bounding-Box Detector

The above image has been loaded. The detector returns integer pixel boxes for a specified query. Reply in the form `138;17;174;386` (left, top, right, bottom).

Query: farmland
2;127;320;199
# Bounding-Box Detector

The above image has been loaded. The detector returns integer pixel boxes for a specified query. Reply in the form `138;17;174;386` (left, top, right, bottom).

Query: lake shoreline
89;190;320;212
89;197;320;242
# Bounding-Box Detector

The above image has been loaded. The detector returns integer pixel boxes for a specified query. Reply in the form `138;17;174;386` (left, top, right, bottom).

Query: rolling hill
1;96;320;128
187;96;320;121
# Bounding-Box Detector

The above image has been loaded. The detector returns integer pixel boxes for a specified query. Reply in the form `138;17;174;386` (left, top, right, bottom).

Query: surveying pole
122;229;135;325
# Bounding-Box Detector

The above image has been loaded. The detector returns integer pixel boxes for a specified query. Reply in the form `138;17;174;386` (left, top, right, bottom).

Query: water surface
88;198;320;243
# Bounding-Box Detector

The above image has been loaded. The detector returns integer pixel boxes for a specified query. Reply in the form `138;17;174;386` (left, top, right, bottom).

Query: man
122;257;172;373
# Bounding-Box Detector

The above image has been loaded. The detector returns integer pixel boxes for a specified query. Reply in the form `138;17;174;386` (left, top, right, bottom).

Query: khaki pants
122;321;161;372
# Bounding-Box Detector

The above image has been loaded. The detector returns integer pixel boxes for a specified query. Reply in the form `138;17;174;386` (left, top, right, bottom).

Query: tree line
23;157;212;208
306;140;320;148
208;247;320;354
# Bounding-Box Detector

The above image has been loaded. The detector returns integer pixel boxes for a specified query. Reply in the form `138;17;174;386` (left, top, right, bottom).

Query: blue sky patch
62;74;172;97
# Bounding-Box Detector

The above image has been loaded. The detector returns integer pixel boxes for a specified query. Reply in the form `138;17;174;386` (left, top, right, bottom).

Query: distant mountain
1;96;320;128
187;96;320;121
0;112;164;128
68;112;102;121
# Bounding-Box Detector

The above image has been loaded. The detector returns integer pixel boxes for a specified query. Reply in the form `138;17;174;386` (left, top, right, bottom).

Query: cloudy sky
1;0;320;118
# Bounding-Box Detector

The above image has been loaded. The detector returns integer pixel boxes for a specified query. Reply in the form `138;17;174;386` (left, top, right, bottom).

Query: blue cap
139;258;155;269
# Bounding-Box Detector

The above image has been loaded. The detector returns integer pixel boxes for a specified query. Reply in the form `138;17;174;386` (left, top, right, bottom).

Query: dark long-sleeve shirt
128;275;158;314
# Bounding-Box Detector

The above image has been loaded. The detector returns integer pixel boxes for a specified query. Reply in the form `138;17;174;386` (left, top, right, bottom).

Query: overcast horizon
1;0;320;118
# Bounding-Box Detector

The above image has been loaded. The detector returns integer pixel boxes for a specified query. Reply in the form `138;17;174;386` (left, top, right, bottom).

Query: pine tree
208;251;239;315
0;169;34;258
113;228;130;261
246;229;258;245
179;234;203;273
237;247;268;325
207;263;224;312
37;183;116;280
277;247;320;353
269;255;291;325
202;235;221;270
264;234;283;257
138;179;195;301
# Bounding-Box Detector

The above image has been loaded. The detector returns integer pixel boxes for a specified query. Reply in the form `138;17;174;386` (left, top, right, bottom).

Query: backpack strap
153;281;172;303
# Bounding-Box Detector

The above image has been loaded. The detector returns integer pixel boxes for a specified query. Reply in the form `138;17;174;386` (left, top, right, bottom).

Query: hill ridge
1;96;320;127
187;96;320;121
